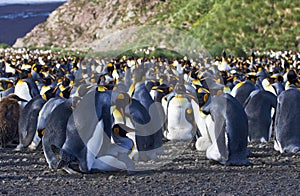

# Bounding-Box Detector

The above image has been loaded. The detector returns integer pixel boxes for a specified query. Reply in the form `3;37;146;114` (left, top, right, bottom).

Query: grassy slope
146;0;300;56
14;0;300;57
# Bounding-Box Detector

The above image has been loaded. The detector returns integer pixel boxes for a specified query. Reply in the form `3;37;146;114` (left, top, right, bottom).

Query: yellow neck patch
97;86;107;92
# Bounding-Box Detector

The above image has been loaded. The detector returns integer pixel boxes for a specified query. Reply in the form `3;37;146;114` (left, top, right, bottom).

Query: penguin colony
0;48;300;173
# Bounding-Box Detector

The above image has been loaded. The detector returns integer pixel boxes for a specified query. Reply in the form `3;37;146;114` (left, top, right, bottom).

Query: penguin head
204;77;224;96
132;67;146;83
42;77;52;86
107;62;114;74
18;70;29;79
62;77;71;87
270;73;283;84
6;94;28;103
59;86;72;99
197;87;210;107
114;92;131;110
174;82;186;94
287;69;298;85
246;72;258;83
42;87;57;101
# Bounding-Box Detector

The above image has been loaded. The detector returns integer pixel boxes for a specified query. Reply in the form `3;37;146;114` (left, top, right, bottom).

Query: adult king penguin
163;82;196;140
201;85;250;165
274;88;300;153
244;90;277;142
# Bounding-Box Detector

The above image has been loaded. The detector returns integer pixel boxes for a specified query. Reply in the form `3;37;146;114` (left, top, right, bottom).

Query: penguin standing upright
129;67;164;161
244;90;277;142
15;88;56;151
14;69;39;108
28;96;65;150
0;94;27;147
274;88;300;153
163;83;196;140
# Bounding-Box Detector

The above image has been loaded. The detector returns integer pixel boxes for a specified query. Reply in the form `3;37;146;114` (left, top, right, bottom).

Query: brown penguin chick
0;94;27;148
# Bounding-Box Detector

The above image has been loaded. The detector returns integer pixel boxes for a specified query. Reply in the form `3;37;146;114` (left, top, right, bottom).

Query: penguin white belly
15;82;32;107
204;115;229;164
165;98;193;140
86;120;104;171
195;114;213;151
230;85;239;97
150;89;156;101
92;155;127;171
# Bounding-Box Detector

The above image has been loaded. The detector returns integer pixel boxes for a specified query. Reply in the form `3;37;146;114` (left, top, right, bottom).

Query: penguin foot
225;158;252;166
56;160;67;169
14;144;24;151
28;143;38;151
62;166;80;174
127;170;136;175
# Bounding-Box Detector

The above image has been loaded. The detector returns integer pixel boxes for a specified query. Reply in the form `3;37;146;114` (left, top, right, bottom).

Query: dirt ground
0;140;299;195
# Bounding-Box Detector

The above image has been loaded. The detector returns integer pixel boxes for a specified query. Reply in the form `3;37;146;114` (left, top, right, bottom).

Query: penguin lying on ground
42;99;74;169
200;90;250;165
57;87;134;173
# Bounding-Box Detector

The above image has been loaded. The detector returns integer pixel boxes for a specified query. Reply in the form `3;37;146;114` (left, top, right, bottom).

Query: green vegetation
0;43;10;49
16;0;300;58
146;0;300;56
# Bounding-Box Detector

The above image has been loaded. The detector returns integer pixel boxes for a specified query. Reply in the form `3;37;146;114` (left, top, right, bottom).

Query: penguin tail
51;145;77;169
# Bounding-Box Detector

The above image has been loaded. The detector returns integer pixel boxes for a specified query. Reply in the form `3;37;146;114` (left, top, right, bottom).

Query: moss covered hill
13;0;300;56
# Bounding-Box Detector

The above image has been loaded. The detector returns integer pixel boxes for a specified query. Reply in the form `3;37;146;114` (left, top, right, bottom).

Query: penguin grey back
275;89;300;153
16;96;46;150
244;90;277;142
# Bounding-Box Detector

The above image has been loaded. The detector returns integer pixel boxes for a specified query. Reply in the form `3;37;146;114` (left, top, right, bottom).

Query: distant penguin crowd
0;47;300;173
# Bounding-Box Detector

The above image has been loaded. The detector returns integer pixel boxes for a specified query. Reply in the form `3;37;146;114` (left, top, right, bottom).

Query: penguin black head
42;77;52;86
6;94;28;103
114;92;131;110
18;70;29;79
59;86;72;99
42;88;57;101
197;88;210;107
62;77;71;87
174;83;186;94
287;69;298;85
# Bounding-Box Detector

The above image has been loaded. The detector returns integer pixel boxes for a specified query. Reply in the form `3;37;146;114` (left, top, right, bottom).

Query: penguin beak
52;86;59;94
10;95;28;102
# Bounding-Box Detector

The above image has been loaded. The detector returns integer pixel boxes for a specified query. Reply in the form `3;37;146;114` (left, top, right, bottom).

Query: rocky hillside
13;0;300;56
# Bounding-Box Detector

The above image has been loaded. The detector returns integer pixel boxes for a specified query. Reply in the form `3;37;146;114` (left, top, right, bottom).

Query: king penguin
15;88;56;151
201;92;250;165
274;88;300;153
42;99;73;169
163;83;196;140
128;67;164;161
244;90;277;142
58;87;133;173
14;69;39;108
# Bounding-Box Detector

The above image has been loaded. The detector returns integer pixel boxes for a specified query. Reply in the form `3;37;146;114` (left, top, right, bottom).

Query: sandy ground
0;140;299;195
